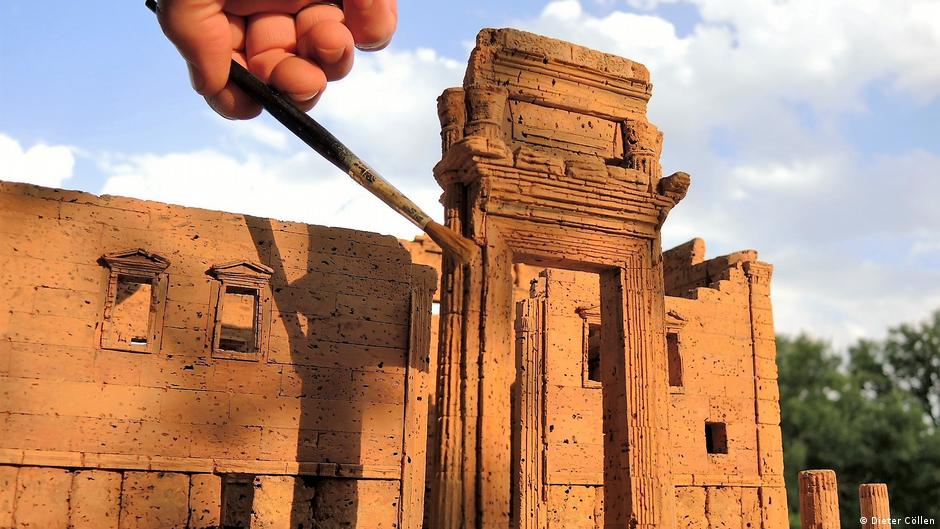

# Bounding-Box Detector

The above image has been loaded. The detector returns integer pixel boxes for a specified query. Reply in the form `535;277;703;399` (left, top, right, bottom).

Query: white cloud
231;120;290;151
730;157;844;192
99;148;442;239
525;0;940;139
772;246;940;348
97;47;466;239
0;133;75;188
315;47;465;183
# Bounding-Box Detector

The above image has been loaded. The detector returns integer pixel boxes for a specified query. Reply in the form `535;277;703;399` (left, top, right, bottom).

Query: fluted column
799;470;841;529
599;253;673;529
621;118;663;182
464;85;507;141
860;484;891;529
437;88;466;153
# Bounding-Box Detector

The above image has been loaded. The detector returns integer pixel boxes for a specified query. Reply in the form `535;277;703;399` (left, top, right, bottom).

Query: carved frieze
622;118;664;180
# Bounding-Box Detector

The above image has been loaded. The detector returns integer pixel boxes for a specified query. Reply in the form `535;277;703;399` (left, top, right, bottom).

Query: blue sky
2;0;940;347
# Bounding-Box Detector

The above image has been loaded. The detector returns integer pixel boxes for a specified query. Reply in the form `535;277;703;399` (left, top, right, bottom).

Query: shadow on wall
245;217;362;528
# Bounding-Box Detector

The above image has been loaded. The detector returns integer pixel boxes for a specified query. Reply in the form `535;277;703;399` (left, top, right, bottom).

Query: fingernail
187;62;206;94
355;35;392;51
206;95;236;121
292;90;320;102
315;46;346;64
349;0;374;9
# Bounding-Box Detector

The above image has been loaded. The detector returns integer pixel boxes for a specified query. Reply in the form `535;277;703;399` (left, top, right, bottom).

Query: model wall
510;260;786;529
397;237;786;529
0;181;435;528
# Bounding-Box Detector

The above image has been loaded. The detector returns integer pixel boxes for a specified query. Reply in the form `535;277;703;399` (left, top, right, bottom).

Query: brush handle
144;0;432;230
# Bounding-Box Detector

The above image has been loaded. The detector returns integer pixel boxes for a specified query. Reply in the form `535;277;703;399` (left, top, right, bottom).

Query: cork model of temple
0;29;787;529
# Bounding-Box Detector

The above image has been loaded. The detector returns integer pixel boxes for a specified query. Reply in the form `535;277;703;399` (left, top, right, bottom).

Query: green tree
868;312;940;427
777;317;940;529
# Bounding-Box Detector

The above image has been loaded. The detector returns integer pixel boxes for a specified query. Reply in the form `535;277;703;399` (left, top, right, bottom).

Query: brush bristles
424;221;479;264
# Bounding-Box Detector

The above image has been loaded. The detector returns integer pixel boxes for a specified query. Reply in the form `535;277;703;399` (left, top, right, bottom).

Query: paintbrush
144;0;478;264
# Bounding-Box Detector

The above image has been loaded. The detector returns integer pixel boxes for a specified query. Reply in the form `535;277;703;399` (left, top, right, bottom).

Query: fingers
224;0;314;16
203;15;261;119
343;0;397;50
296;4;355;80
246;13;327;104
206;52;263;120
229;13;246;50
160;0;374;119
270;56;327;109
158;0;232;96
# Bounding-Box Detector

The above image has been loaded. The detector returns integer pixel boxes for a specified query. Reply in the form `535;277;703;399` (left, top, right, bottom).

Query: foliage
778;314;940;529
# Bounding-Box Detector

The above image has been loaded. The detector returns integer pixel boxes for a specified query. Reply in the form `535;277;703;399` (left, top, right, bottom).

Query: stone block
705;486;742;529
13;466;71;529
675;486;707;529
0;466;17;529
313;479;399;529
546;485;597;529
221;476;254;529
187;424;263;460
159;388;229;425
69;470;122;529
189;474;222;529
118;472;189;529
740;487;761;529
9;343;96;383
0;413;74;452
759;486;789;529
249;475;315;529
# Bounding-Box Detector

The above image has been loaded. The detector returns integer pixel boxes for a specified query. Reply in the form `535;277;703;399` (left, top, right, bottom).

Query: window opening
667;331;683;387
218;286;258;353
586;322;602;383
705;422;728;454
113;275;153;346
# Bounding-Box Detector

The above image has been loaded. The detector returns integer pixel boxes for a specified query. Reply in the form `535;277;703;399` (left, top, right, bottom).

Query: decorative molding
99;248;170;354
513;286;548;528
399;265;437;529
577;305;602;390
665;309;688;328
208;260;274;285
622;118;664;180
207;260;273;362
101;248;170;275
0;449;400;480
658;171;691;204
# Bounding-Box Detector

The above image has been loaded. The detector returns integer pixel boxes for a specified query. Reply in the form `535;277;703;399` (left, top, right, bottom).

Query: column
599;254;673;529
860;484;891;529
799;470;840;529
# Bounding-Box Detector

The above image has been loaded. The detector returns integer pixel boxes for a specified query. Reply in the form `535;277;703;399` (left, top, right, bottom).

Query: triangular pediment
101;248;170;272
666;309;688;328
576;305;601;320
209;260;273;280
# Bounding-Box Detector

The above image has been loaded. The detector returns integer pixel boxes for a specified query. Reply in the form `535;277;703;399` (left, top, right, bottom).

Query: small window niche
208;260;273;362
705;421;728;454
665;310;687;393
578;306;602;389
100;249;170;354
667;331;683;388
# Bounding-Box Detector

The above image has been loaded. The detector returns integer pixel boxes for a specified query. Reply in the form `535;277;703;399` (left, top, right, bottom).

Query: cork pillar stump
799;470;841;529
860;484;891;529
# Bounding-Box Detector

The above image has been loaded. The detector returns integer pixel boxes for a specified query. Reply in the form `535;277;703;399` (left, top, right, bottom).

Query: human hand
157;0;397;119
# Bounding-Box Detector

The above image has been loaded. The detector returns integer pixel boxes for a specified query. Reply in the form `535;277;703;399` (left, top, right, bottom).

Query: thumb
157;0;232;96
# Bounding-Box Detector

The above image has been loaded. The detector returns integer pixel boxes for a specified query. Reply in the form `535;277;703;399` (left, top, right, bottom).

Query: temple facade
0;28;786;529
